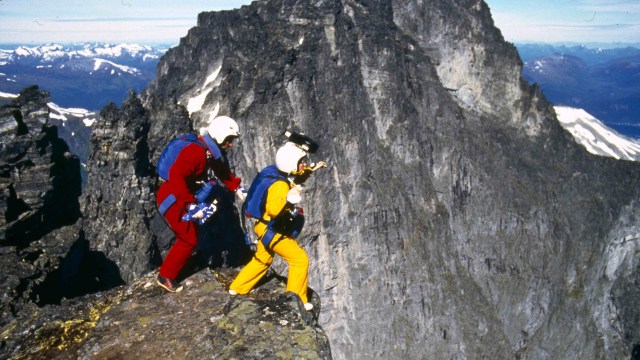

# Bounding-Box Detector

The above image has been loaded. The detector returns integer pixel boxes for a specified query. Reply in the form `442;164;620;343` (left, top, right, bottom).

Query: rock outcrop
0;84;322;359
0;86;86;317
2;0;640;359
1;268;329;359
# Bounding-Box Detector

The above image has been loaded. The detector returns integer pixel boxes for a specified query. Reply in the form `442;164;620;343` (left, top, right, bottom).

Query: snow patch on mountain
555;106;640;161
93;59;141;75
47;102;96;126
1;91;96;127
185;64;222;115
0;91;17;99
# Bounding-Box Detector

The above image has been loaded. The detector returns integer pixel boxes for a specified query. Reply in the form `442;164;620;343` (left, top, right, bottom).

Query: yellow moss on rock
35;291;123;352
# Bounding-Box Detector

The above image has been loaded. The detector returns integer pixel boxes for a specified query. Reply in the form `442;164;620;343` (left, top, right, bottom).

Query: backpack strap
202;133;223;160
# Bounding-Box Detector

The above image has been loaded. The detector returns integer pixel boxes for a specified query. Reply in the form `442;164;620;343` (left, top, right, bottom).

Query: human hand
311;161;327;171
286;185;303;204
235;187;248;202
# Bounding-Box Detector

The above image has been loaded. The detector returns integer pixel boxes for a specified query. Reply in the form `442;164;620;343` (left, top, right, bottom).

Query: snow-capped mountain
518;44;640;139
0;43;164;65
555;106;640;161
47;101;97;127
0;43;167;110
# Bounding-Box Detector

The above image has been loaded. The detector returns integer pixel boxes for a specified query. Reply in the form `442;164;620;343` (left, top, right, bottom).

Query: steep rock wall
97;0;640;358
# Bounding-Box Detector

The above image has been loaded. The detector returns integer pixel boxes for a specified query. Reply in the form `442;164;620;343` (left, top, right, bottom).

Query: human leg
271;237;309;303
158;203;198;281
229;241;274;294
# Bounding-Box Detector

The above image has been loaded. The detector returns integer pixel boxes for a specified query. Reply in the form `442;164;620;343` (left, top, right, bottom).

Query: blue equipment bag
157;133;222;181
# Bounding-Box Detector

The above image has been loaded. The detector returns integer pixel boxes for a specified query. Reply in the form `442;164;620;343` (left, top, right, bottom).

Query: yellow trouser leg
271;237;309;303
229;241;274;294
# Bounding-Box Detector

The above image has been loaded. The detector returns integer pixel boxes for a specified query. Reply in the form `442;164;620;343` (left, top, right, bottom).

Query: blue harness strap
202;133;223;160
261;222;280;247
158;194;177;216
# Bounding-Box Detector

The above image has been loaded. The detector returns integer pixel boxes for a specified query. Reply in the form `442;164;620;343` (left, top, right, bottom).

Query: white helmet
207;116;240;144
276;142;307;174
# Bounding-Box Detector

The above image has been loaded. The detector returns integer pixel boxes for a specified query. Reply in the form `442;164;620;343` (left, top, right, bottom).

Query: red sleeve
210;157;242;192
222;173;242;192
167;143;207;208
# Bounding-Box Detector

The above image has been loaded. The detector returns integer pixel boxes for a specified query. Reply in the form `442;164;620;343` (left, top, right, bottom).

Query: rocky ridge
0;86;327;359
1;0;640;359
2;268;328;359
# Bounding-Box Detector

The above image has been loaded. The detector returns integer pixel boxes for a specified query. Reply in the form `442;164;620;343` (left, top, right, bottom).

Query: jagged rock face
0;86;82;242
79;92;253;282
392;0;531;123
0;86;87;319
136;0;640;359
79;93;160;283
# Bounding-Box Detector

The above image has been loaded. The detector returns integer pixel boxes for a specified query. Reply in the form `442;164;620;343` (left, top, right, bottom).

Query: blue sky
0;0;638;45
487;0;640;44
0;0;253;45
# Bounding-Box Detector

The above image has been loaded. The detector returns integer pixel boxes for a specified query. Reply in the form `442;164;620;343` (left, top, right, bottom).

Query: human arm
262;181;290;222
292;161;328;185
167;143;208;209
209;156;242;192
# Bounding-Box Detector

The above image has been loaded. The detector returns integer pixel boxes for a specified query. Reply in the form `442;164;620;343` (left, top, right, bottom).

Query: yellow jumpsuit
229;180;310;303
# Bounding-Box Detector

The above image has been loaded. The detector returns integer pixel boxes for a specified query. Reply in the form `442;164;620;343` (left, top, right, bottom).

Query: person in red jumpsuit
156;116;245;292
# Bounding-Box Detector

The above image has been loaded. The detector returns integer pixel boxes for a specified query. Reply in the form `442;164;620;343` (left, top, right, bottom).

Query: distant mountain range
518;44;640;139
0;43;167;110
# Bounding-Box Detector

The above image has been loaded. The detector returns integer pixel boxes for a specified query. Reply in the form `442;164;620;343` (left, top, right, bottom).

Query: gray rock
0;268;329;359
139;1;640;358
2;0;640;359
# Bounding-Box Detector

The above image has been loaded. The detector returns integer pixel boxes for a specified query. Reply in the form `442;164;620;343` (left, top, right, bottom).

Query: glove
182;201;217;224
235;187;248;203
286;185;303;204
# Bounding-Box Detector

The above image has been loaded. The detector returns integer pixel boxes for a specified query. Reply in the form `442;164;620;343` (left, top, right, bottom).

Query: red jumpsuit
157;138;241;281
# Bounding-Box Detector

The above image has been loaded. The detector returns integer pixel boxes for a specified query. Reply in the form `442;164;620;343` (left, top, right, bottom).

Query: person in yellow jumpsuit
229;142;326;311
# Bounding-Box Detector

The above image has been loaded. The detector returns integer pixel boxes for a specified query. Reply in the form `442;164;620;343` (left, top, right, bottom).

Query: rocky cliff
0;88;327;359
140;0;640;358
1;0;640;359
1;268;329;359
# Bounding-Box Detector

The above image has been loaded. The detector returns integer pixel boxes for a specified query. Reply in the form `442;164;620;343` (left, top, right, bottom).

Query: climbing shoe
156;274;184;293
228;289;238;295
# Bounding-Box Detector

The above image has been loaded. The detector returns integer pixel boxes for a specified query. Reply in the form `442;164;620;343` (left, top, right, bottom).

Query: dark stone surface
2;0;640;359
1;268;330;359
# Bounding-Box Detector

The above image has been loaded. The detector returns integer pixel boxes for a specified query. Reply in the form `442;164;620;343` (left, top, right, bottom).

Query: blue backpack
157;133;222;181
243;165;304;247
244;165;287;219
